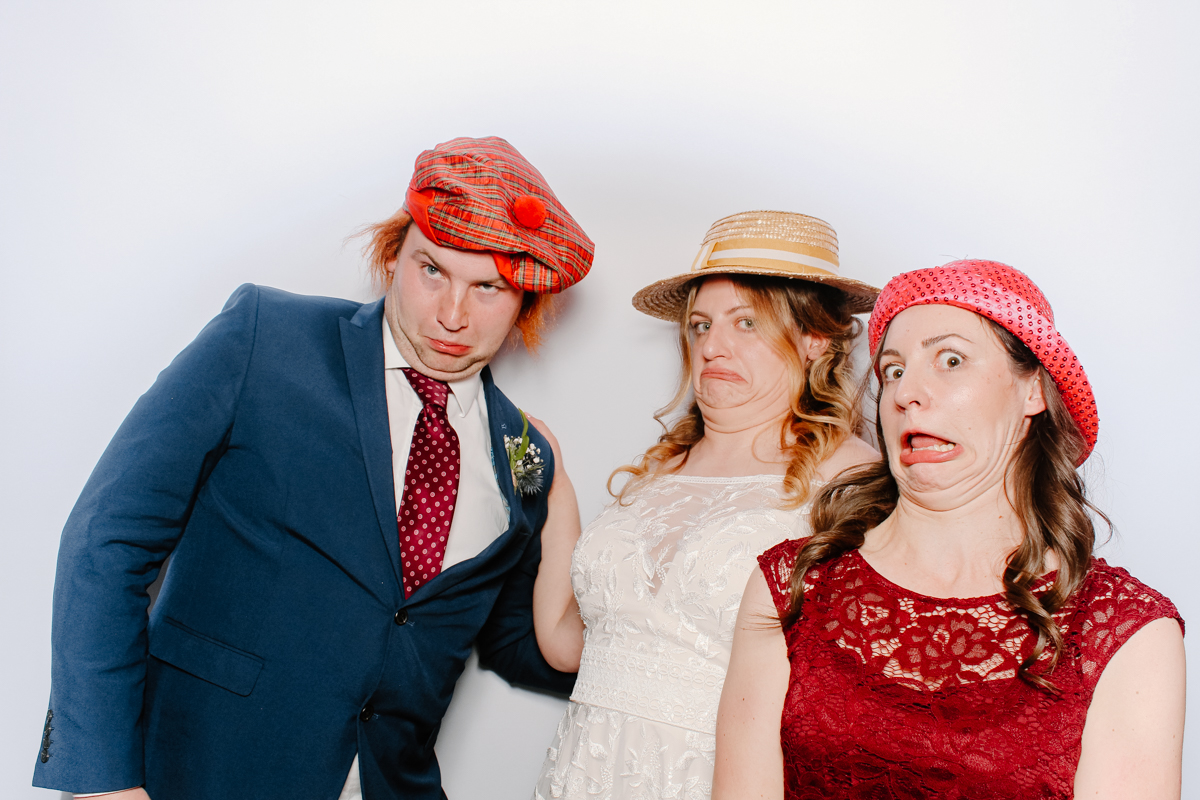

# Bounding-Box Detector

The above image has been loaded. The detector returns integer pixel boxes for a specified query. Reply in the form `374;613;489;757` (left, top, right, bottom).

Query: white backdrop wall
3;2;1198;797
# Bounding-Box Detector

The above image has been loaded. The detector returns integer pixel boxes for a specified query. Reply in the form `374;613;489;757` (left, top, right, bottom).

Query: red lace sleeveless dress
758;540;1182;799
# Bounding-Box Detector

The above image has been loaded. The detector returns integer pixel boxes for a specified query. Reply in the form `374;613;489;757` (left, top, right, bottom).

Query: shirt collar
382;316;482;419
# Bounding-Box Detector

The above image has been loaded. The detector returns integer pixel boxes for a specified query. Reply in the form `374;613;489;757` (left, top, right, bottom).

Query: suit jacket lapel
481;366;520;532
339;299;403;589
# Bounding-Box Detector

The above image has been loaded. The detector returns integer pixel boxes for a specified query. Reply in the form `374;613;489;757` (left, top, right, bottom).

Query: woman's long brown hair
784;320;1107;691
609;275;863;510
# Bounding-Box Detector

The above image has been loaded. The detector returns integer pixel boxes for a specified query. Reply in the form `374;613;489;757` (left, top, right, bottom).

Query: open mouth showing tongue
900;433;960;465
908;433;955;452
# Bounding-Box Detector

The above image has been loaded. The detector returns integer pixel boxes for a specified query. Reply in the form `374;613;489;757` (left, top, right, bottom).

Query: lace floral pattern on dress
534;475;813;800
535;703;716;800
758;540;1183;800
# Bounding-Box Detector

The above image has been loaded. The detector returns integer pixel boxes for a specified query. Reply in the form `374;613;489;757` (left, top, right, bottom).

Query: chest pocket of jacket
148;616;265;697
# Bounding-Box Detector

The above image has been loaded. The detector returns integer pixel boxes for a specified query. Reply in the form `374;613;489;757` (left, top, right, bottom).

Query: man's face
384;224;525;381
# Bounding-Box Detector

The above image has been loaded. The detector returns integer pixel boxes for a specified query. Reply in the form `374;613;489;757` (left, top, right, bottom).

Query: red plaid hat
868;260;1098;464
405;137;594;294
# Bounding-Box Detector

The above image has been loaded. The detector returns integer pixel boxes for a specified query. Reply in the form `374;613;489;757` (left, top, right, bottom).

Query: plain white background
2;2;1197;797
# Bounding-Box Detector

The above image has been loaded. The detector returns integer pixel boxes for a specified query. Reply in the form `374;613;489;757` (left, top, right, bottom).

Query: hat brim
632;265;880;321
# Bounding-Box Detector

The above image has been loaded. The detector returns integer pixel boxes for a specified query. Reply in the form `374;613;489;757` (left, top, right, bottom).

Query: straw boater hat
632;210;880;320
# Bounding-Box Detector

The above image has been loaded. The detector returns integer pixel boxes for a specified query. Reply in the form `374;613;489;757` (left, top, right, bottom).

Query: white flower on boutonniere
504;410;545;496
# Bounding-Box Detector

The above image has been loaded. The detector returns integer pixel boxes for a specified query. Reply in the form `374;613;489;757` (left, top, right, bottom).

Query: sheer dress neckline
534;476;818;800
845;549;1058;607
565;475;813;730
757;537;1183;799
658;473;786;483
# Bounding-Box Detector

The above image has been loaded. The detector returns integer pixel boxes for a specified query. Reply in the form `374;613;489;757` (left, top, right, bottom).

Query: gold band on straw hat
632;210;880;320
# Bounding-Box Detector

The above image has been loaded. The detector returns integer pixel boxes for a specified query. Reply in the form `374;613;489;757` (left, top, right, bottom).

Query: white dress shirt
381;316;509;571
336;319;512;800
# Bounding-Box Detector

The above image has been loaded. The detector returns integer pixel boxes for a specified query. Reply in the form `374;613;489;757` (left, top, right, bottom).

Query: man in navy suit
34;137;593;800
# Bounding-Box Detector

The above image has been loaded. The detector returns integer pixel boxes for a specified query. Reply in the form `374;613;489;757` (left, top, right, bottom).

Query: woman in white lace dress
528;211;881;800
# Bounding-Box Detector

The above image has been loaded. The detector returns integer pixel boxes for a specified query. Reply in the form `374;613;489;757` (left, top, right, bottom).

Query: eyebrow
414;247;506;286
413;247;445;272
921;333;972;348
879;333;973;359
690;304;752;318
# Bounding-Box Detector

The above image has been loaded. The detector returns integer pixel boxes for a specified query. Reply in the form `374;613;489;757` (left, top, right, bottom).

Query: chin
697;389;745;408
421;348;491;376
422;356;471;375
893;459;945;483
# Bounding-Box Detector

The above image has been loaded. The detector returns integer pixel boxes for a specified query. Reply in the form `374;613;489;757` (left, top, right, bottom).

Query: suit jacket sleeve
34;284;261;793
475;426;577;695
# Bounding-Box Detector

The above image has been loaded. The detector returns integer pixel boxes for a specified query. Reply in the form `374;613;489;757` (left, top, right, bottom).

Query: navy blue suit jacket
34;285;574;799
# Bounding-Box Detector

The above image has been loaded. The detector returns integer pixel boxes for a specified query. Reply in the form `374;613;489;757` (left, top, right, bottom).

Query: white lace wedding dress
532;474;813;800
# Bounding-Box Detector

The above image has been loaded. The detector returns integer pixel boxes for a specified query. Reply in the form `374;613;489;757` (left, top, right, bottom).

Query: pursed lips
428;337;471;356
700;367;743;382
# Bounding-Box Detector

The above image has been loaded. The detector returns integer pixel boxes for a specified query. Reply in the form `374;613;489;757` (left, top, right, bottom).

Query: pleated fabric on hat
868;260;1098;464
405;136;594;294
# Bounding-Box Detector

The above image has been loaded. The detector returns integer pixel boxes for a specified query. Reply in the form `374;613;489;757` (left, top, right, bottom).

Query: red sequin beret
405;136;594;294
868;260;1098;464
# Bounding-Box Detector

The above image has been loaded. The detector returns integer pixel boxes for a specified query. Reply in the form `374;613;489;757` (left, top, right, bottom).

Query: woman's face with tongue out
876;304;1046;505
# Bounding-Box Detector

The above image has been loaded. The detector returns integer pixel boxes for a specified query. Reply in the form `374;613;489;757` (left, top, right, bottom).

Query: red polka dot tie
398;368;460;598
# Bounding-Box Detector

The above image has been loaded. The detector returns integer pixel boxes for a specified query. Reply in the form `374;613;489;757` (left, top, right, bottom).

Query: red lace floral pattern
758;541;1182;799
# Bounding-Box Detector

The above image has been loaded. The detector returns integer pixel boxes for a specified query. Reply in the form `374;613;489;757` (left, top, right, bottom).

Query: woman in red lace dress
713;260;1185;800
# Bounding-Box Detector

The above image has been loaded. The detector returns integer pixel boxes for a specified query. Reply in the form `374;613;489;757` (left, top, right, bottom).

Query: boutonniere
504;410;545;496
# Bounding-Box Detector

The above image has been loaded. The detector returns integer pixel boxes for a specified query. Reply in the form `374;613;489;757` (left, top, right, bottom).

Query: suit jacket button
394;609;408;626
359;704;374;722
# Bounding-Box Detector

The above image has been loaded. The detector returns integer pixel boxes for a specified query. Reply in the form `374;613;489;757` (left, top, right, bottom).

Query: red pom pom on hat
406;136;595;293
512;195;548;229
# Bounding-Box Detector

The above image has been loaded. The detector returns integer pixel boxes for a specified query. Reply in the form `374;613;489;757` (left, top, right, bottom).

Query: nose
437;285;469;332
890;366;926;409
700;321;733;360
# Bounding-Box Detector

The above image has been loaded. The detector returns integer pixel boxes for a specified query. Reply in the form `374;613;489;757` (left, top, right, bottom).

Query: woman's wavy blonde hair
608;275;863;509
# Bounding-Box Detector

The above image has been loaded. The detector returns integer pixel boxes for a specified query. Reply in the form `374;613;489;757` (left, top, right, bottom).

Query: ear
802;333;831;362
383;258;398;290
1023;372;1047;417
